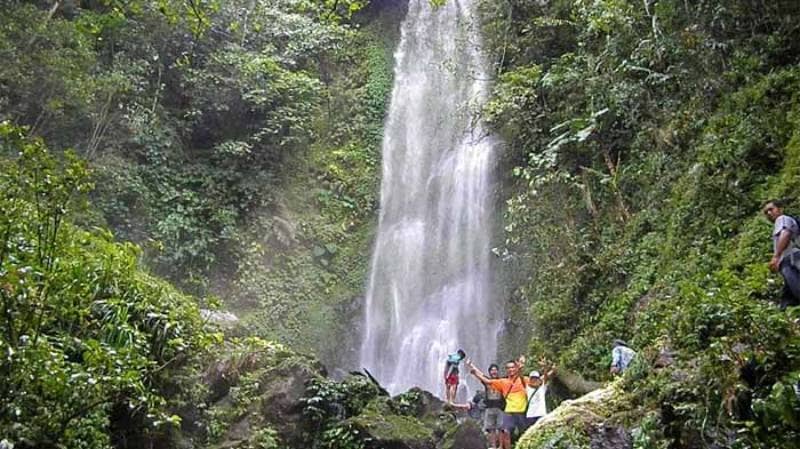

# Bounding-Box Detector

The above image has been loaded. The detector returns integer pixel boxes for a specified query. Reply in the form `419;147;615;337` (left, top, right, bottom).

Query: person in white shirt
525;363;555;427
763;199;800;309
610;340;636;374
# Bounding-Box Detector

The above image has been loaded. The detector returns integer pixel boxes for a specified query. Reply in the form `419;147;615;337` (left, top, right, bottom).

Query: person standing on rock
763;199;800;309
610;340;636;374
525;360;556;427
479;364;507;449
466;356;528;449
444;349;467;403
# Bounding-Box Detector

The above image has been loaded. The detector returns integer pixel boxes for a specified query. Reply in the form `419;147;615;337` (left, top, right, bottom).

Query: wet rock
439;419;486;449
389;387;444;419
190;341;326;449
257;359;324;445
201;309;239;325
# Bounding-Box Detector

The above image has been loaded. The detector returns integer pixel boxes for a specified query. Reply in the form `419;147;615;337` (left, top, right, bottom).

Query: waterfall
359;0;501;397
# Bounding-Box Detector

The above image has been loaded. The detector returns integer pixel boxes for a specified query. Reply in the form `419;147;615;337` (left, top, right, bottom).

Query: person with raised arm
466;356;528;449
525;359;556;427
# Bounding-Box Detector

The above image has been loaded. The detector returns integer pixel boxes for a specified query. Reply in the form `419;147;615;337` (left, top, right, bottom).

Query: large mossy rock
193;343;480;449
255;357;324;442
516;381;633;449
389;387;445;419
195;340;326;449
348;398;437;449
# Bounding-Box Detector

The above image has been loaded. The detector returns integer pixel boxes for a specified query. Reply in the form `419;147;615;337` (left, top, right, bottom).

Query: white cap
529;370;541;378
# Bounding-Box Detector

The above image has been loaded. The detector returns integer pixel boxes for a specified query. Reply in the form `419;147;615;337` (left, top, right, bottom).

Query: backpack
484;383;506;410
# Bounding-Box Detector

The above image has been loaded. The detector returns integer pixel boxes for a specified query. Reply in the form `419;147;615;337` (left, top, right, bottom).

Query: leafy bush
0;125;211;448
480;0;800;447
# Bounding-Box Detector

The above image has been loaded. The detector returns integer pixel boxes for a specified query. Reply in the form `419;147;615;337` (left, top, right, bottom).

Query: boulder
516;381;633;449
389;387;445;419
257;360;320;441
439;419;486;449
348;398;437;449
195;341;326;449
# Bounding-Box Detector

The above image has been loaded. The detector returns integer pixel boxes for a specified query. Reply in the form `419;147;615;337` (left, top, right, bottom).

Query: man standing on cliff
610;340;636;374
763;199;800;309
481;364;507;449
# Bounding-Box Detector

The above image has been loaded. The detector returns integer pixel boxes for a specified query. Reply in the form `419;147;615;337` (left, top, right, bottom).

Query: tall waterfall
360;0;501;396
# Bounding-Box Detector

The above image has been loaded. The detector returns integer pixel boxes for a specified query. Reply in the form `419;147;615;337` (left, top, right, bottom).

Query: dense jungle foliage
0;125;214;448
0;0;405;366
480;0;800;447
4;0;800;448
0;0;398;447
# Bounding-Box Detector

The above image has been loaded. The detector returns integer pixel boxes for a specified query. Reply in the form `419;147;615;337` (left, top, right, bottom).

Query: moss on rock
517;382;633;449
347;398;437;449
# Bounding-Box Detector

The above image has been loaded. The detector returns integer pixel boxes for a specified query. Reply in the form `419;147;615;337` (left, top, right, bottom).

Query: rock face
189;341;327;449
349;396;437;449
440;419;487;449
256;361;322;445
344;387;489;449
187;343;485;449
516;381;632;449
390;388;445;418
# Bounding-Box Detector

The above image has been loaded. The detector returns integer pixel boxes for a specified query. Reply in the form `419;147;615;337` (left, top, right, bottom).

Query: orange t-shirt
486;376;529;413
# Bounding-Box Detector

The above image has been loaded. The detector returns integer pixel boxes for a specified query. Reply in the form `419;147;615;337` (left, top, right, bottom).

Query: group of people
444;340;636;449
466;356;553;449
430;200;797;448
443;342;637;449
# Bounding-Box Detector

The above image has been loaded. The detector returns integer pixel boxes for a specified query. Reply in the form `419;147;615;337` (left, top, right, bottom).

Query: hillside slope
481;1;800;447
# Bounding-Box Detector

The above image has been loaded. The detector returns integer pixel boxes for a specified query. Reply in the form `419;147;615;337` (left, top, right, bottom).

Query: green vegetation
229;5;403;360
0;0;402;446
4;0;800;447
0;0;403;364
0;125;213;448
480;0;800;447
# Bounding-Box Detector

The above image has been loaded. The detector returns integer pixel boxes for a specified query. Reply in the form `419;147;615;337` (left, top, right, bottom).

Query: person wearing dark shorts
764;199;800;309
467;356;528;449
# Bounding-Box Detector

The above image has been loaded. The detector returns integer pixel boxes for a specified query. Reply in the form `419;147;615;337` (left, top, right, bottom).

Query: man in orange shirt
466;356;528;449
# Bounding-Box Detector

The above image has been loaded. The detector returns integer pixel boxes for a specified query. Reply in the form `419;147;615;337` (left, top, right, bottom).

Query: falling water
360;0;501;396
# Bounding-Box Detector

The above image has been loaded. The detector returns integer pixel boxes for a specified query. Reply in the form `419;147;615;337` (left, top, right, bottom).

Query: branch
27;1;62;50
551;367;603;395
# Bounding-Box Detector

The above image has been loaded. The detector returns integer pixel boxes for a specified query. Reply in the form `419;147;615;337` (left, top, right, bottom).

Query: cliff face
480;1;800;447
218;0;409;371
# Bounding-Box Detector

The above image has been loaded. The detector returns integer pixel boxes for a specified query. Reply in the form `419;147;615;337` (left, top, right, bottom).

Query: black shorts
502;412;528;432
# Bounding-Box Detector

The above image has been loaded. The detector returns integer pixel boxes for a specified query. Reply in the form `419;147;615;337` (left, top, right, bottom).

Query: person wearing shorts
482;364;506;449
443;349;466;402
467;356;529;449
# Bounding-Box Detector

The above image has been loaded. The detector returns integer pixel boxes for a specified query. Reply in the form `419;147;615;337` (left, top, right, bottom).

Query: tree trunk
553;368;604;396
